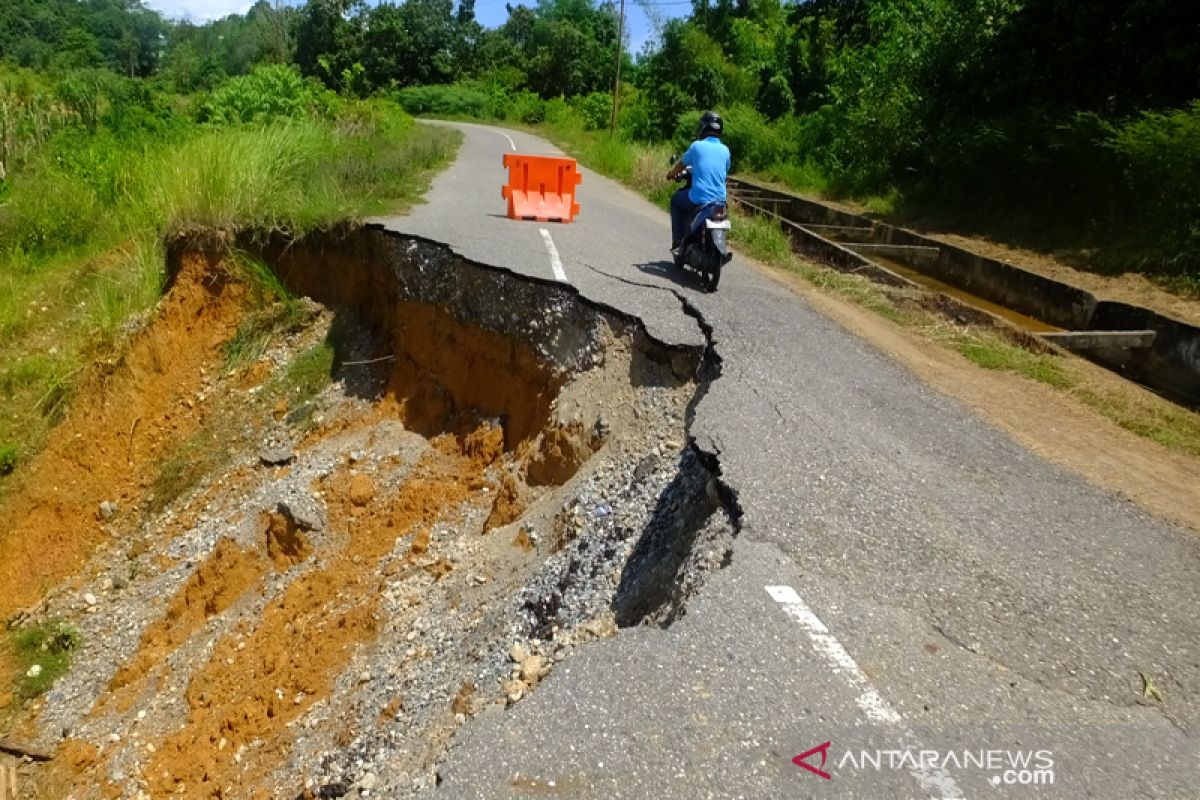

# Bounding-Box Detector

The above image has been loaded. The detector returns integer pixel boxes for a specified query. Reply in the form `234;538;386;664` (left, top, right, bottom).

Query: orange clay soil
0;643;18;711
382;301;559;447
5;239;590;798
0;253;250;727
265;243;563;449
137;431;503;799
0;252;248;624
106;537;268;702
38;422;515;798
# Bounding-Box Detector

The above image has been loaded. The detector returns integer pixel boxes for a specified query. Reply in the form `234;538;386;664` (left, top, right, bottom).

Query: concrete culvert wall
23;226;737;799
732;177;1200;406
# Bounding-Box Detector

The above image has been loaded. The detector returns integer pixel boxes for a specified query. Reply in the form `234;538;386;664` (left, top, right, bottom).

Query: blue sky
142;0;690;55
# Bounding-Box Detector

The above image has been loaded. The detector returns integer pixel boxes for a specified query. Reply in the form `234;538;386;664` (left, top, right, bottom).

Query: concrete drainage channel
731;177;1200;407
24;227;738;799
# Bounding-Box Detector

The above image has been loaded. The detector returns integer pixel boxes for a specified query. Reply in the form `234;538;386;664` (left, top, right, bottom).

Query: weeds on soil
10;621;82;699
150;427;233;512
0;442;17;475
934;327;1072;389
1072;384;1200;457
277;341;336;408
223;252;312;370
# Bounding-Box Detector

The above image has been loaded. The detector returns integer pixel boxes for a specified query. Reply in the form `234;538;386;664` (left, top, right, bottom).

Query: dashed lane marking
539;228;568;282
765;585;963;799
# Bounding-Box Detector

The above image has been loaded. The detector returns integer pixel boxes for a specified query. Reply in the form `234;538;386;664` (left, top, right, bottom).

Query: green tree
55;27;106;71
492;0;621;98
294;0;362;82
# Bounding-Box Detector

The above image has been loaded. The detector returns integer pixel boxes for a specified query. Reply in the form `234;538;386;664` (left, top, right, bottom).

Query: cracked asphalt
375;122;1199;798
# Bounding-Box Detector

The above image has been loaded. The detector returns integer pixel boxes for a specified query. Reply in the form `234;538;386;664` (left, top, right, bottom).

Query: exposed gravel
9;235;738;800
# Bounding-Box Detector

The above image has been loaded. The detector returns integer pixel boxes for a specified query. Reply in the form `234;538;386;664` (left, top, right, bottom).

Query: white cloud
143;0;261;23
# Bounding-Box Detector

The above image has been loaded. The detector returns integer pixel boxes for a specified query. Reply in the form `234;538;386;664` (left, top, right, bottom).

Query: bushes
53;69;108;130
199;65;334;124
577;91;611;130
720;105;796;171
909;110;1120;230
395;83;493;118
508;91;547;124
616;88;660;141
673;104;795;172
0;67;75;170
1111;102;1200;270
103;77;182;139
394;82;628;133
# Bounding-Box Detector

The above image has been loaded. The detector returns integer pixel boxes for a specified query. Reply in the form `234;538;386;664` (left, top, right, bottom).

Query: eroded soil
0;230;735;799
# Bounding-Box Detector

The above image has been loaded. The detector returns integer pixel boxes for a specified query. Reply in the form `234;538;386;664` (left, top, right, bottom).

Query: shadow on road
611;448;725;628
634;260;704;292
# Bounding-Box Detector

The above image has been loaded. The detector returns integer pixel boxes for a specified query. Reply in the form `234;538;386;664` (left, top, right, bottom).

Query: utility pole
609;0;626;136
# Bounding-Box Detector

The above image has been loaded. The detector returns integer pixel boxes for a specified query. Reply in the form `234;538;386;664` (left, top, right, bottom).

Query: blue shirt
682;136;731;205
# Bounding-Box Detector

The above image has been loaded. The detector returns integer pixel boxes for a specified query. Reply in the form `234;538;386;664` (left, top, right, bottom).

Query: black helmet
698;110;723;139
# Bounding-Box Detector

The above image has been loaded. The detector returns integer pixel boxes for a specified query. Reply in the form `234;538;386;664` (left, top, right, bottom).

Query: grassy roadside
0;100;460;488
520;121;1200;459
0;92;458;707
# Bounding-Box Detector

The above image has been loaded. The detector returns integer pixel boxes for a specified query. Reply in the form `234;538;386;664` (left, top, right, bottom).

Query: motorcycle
669;155;733;292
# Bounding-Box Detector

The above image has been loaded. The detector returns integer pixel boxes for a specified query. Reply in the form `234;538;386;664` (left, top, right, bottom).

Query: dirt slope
0;231;736;799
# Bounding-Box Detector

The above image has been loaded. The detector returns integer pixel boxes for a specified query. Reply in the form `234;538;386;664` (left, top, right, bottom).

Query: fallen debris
0;737;52;762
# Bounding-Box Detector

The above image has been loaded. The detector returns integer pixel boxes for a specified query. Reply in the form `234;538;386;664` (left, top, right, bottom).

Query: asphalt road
376;122;1199;798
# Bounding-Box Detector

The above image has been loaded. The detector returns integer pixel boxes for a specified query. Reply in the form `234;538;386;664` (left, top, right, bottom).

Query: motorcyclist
667;110;731;255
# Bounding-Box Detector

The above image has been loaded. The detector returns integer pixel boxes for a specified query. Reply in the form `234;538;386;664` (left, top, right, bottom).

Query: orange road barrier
502;153;582;223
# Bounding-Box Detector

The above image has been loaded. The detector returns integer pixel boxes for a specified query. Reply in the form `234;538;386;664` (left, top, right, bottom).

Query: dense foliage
0;0;1197;273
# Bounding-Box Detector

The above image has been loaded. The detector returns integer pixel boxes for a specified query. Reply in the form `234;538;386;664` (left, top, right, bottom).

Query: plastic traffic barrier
501;153;582;223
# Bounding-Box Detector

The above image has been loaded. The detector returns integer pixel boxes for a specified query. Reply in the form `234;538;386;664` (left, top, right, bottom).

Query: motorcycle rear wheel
704;265;721;292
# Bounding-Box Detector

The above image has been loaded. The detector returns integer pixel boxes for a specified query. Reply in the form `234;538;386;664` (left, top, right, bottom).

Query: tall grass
0;97;458;482
135;122;339;234
730;209;792;263
83;240;167;333
0;68;75;173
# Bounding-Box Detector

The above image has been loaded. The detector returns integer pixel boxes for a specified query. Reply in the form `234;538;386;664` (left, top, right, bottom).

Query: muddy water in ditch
870;253;1062;333
10;228;734;800
813;228;1061;333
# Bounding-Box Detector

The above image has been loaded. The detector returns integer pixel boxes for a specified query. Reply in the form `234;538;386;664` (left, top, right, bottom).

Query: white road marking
539;228;568;282
766;585;963;799
498;130;516;152
766;585;900;725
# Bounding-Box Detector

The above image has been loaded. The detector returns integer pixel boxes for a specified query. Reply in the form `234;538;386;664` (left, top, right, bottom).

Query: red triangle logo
793;741;833;780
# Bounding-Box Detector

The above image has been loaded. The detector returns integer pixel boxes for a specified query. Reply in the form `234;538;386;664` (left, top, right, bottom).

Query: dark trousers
670;188;698;247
